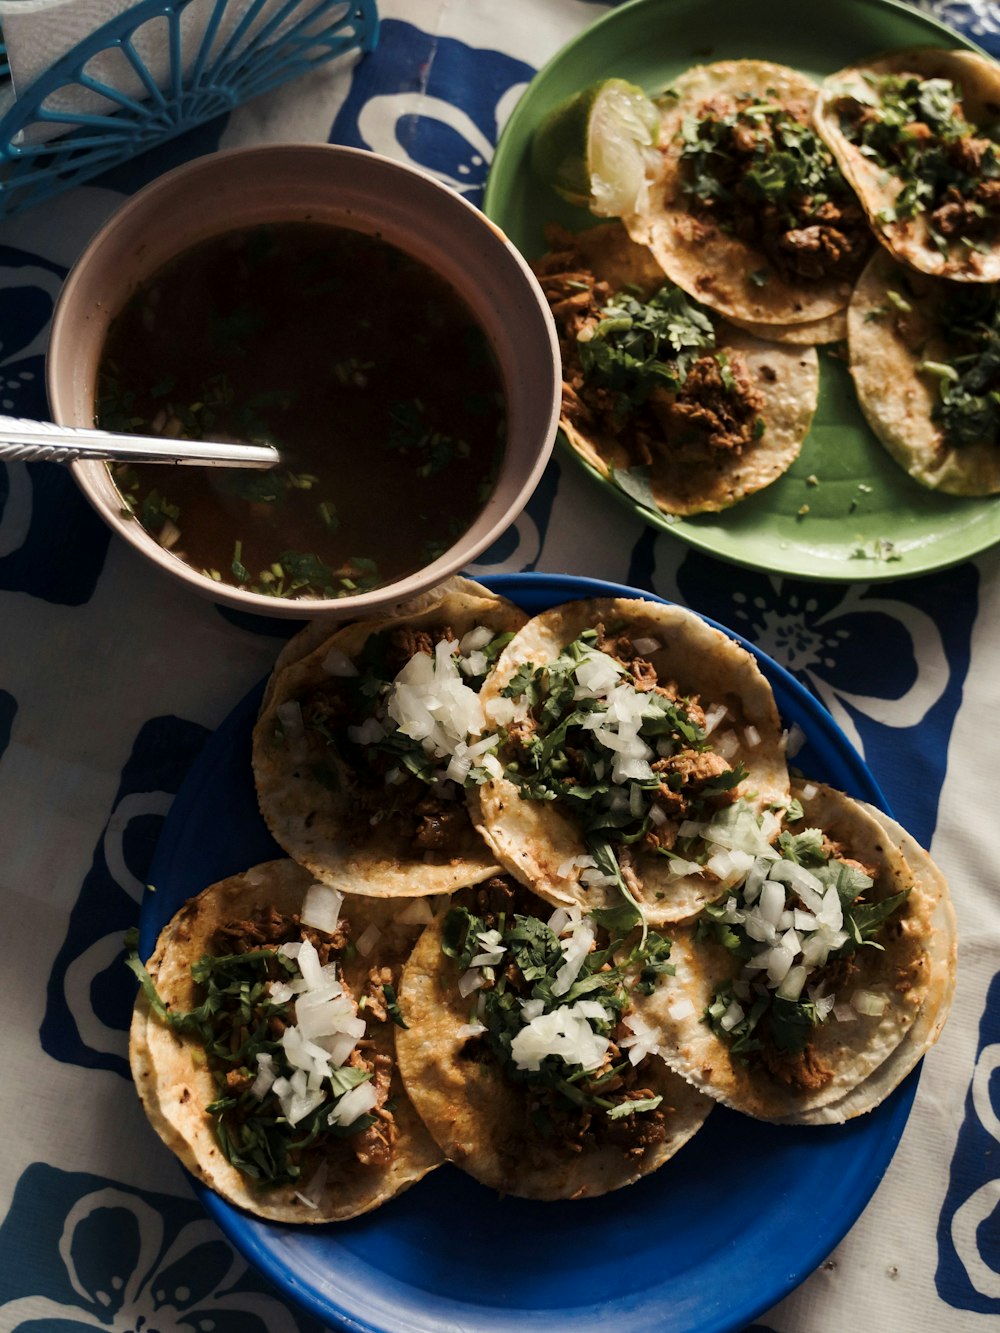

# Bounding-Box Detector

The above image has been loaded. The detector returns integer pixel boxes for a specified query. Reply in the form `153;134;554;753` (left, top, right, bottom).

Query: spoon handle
0;415;280;468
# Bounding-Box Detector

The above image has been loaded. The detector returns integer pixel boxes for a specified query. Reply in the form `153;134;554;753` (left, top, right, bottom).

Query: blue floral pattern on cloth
937;970;1000;1312
0;1165;323;1331
330;19;534;206
0;246;112;605
41;715;210;1078
916;0;1000;50
672;552;977;844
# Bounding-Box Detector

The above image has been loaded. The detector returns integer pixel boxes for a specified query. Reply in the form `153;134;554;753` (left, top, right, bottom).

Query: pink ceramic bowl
47;143;560;618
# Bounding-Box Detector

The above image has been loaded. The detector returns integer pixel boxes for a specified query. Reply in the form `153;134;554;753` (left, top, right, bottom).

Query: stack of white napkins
0;0;334;141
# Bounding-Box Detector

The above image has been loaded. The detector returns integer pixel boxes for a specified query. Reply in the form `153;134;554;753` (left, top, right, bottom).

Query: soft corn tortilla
628;61;859;326
848;247;1000;494
262;575;502;709
638;782;953;1123
816;48;1000;281
128;859;443;1222
473;597;790;925
540;222;819;514
253;581;527;897
729;309;848;347
395;888;713;1200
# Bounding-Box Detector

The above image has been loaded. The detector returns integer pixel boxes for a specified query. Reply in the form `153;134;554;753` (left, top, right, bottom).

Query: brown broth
96;222;506;600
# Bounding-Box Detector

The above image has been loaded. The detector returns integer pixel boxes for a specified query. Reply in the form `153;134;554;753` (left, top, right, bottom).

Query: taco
626;60;871;328
472;597;791;926
636;781;955;1123
394;876;713;1199
533;222;820;515
253;579;527;897
816;48;1000;281
127;859;443;1221
849;246;1000;493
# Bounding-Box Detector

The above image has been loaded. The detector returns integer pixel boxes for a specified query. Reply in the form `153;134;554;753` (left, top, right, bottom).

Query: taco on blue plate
636;781;956;1123
128;859;443;1221
395;875;712;1199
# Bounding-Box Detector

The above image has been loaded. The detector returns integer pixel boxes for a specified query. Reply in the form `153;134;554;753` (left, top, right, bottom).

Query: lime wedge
530;78;661;218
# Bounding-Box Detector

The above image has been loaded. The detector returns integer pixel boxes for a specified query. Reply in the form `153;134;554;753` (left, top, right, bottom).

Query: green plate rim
483;0;1000;582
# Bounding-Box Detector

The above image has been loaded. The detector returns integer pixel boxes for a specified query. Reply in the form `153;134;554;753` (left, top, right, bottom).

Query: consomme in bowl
95;221;505;601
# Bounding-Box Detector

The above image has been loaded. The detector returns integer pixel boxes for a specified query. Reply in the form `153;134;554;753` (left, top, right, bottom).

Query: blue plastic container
0;0;378;217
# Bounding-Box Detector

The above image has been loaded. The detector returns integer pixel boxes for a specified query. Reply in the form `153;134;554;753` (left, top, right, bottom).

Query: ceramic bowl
47;143;560;618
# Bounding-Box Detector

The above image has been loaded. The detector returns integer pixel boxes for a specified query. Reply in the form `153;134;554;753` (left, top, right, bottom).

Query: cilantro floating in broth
141;490;180;532
386;398;472;478
93;221;505;601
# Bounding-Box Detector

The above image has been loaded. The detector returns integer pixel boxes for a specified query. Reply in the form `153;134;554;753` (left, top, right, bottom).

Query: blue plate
141;573;914;1333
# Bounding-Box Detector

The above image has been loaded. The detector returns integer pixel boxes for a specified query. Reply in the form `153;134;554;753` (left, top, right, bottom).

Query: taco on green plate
533;221;819;515
636;781;956;1123
395;875;712;1199
253;578;527;898
128;859;443;1221
816;48;1000;280
849;246;1000;493
472;597;791;927
626;60;871;330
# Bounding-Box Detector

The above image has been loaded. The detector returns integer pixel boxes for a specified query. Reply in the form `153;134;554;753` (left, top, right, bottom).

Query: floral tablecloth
2;1;1000;1329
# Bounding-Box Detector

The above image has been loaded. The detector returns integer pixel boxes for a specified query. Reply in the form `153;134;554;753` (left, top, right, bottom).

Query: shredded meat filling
296;620;474;856
760;1037;835;1093
533;226;766;469
348;1046;397;1168
685;100;870;284
651;353;765;457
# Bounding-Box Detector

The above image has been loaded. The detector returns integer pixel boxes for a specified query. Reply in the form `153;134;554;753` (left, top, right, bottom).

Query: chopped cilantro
577;284;717;414
124;935;376;1187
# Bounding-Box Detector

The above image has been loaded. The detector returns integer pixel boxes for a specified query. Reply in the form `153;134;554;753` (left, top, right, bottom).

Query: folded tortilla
253;579;527;897
534;221;819;515
395;879;713;1199
129;859;443;1222
816;48;1000;281
473;597;791;925
636;782;955;1123
848;247;1000;494
628;60;868;326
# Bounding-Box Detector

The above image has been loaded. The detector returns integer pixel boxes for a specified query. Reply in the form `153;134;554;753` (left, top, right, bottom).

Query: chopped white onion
720;1000;745;1031
458;968;485;997
355;923;382;958
276;700;307;761
776;964;808;1001
852;988;887;1017
301;883;344;937
551;917;596;997
398;898;434;925
250;1052;277;1100
322;647;358;678
456;1021;487;1039
510;1002;609;1073
327;1079;378;1127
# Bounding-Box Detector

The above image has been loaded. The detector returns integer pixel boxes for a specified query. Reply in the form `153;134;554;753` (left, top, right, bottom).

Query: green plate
483;0;1000;581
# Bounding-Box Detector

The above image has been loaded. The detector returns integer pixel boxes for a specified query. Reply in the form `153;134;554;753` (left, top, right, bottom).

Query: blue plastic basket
0;0;378;218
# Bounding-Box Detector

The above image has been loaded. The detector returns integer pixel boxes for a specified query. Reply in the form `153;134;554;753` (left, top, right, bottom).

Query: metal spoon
0;414;279;468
